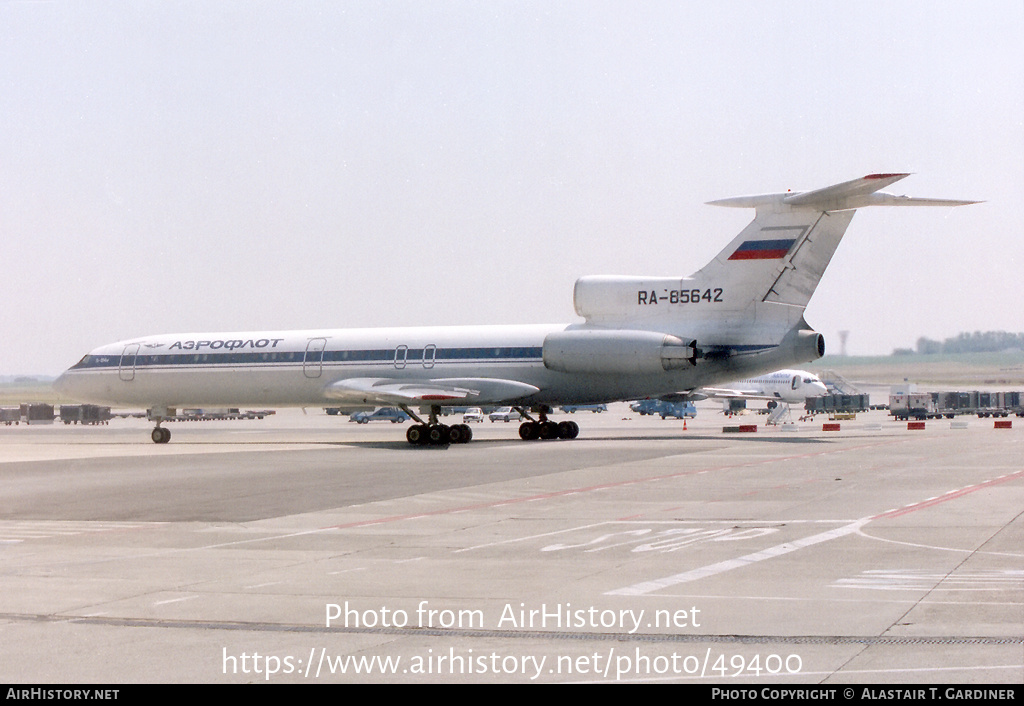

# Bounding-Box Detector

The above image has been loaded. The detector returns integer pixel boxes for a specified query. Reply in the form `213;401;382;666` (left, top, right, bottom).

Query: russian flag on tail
728;238;796;260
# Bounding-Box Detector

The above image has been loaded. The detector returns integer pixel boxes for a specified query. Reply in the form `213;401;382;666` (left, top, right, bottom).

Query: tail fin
699;173;979;309
574;174;979;339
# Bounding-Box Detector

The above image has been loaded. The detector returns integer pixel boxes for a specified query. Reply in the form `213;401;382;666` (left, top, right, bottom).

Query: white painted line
606;518;869;596
153;595;199;606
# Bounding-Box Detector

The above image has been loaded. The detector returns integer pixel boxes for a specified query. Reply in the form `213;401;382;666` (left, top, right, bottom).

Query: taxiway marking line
873;469;1024;520
320;439;907;533
606;518;869;596
607;469;1024;596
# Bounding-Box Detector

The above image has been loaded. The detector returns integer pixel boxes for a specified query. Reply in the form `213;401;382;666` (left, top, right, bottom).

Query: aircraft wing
324;377;540;406
695;387;783;401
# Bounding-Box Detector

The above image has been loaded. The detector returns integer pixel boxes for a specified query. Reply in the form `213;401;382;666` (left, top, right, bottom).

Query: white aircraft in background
54;174;976;444
693;369;828;407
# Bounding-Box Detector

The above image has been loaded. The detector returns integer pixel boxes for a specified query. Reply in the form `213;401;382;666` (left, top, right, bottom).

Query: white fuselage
53;323;802;411
729;369;828;403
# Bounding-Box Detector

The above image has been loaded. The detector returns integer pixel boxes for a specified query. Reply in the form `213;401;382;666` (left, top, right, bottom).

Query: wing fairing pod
325;377;540;406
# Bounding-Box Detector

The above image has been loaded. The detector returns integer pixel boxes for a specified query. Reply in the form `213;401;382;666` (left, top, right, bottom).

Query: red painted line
321;438;910;530
872;470;1024;520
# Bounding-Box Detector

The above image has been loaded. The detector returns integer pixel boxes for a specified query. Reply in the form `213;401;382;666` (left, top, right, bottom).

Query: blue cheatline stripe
735;238;796;252
70;347;546;371
70;343;779;372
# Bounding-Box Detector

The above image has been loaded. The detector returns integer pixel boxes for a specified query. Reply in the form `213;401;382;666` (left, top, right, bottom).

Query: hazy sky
2;1;1021;375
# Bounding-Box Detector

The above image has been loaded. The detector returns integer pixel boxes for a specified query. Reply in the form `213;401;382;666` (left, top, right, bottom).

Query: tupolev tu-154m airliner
54;174;977;445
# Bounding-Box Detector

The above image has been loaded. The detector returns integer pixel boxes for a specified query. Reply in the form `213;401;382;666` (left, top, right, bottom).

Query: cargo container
20;403;54;424
888;393;936;420
894;390;1024;419
59;404;112;425
171;408;273;421
805;393;870;415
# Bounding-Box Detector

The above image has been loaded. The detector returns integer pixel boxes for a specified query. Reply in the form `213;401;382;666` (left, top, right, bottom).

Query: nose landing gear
148;407;174;444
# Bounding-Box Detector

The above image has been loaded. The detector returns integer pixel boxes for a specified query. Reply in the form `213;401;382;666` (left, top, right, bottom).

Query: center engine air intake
542;329;699;375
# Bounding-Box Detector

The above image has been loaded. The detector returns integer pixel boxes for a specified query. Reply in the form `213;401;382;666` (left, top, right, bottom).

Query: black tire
407;424;426;445
519;421;539;441
539;421;559;440
428;424;448;445
557;421;579;439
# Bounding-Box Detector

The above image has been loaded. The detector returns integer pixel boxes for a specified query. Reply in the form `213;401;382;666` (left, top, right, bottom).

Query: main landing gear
515;406;579;441
402;405;473;446
399;404;580;445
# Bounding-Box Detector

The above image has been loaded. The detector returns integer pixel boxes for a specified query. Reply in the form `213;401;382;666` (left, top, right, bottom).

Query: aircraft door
119;343;140;382
304;338;327;378
422;344;436;369
394;345;408;369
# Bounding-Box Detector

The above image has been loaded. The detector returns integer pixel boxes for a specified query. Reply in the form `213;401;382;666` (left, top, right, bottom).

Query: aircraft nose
52;372;74;398
52;373;67;395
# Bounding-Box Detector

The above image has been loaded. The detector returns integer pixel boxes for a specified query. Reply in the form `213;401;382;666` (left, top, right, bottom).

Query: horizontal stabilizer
851;193;983;208
709;173;981;212
781;173;911;207
325;377;539;405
